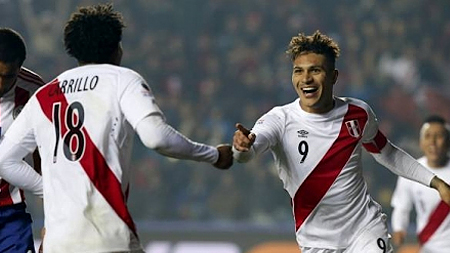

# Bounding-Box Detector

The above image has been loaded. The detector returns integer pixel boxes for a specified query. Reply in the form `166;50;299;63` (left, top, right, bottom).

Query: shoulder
253;101;296;131
108;65;143;80
339;96;372;111
339;96;377;123
262;101;296;120
17;67;45;91
104;65;147;90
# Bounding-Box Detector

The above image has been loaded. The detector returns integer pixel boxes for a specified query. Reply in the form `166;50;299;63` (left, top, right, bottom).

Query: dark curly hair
63;3;125;63
286;30;340;69
0;28;26;65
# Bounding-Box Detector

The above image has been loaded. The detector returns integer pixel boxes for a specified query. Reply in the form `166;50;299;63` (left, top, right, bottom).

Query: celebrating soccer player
0;4;232;253
391;115;450;252
233;31;450;253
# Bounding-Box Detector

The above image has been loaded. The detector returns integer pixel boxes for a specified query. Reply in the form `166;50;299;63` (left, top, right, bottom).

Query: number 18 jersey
5;64;162;252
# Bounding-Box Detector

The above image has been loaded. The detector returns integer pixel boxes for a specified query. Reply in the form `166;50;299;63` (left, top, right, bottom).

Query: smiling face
420;122;450;168
292;52;338;114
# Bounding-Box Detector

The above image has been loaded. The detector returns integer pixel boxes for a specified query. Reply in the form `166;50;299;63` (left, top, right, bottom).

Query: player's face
292;53;338;114
0;60;20;96
420;122;450;167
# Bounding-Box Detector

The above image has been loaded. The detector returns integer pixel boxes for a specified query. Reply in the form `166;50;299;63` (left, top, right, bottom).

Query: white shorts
301;214;393;253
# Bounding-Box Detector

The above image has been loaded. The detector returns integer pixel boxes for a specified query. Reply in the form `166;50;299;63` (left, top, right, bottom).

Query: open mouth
301;87;318;94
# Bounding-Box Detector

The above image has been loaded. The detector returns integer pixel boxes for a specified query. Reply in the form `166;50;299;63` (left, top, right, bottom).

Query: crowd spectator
2;0;450;226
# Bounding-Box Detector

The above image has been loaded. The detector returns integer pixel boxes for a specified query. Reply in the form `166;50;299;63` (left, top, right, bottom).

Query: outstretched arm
136;114;233;170
370;141;450;205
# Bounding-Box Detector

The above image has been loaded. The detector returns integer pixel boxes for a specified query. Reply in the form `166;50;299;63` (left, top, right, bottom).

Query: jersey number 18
52;101;86;163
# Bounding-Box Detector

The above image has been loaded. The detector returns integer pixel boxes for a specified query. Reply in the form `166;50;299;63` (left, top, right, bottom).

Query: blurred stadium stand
5;0;450;251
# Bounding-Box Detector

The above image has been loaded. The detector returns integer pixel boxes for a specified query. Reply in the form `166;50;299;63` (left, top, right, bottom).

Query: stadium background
2;0;450;252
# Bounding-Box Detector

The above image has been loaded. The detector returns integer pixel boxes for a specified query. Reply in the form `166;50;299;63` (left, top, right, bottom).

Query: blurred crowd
2;0;450;226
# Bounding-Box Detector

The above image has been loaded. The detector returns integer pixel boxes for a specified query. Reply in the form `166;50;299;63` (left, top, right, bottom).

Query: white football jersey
250;97;388;249
391;157;450;252
5;64;163;252
0;67;43;207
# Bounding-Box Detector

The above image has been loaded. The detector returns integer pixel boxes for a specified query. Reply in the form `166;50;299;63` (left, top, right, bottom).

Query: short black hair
286;30;340;69
63;3;125;63
422;114;450;139
0;28;26;65
424;115;447;125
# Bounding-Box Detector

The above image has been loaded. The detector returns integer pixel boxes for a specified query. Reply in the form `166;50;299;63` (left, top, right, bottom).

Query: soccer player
233;31;450;253
391;115;450;252
0;4;233;253
0;28;44;253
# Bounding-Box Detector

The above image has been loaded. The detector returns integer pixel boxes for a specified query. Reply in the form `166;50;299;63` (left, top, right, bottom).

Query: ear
332;69;339;84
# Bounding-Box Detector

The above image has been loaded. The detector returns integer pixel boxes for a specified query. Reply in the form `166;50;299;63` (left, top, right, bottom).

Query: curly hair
286;30;340;69
63;3;125;63
0;28;26;65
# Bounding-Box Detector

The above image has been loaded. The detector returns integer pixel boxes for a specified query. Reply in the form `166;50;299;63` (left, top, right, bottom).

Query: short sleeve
119;73;163;129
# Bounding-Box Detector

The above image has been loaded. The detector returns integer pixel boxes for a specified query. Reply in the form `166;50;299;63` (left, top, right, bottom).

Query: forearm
0;138;43;196
371;141;435;186
136;115;218;164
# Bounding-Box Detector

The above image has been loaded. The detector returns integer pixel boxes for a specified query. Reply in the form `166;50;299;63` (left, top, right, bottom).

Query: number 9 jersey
248;97;388;250
4;64;162;252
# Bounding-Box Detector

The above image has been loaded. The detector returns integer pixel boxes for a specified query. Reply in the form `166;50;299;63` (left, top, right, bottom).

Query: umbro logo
297;129;309;138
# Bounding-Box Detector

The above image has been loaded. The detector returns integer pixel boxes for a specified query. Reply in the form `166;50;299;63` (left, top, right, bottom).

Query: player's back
30;64;147;252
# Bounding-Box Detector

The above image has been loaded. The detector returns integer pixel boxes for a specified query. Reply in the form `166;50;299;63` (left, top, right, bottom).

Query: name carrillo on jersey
48;75;99;96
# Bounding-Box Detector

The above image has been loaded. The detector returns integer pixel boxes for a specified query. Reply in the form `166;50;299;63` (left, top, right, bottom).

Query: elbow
141;135;167;150
136;115;169;150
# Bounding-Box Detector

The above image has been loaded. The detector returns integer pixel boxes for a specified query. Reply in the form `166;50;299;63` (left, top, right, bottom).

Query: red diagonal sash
36;79;137;236
418;201;450;244
293;104;368;231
